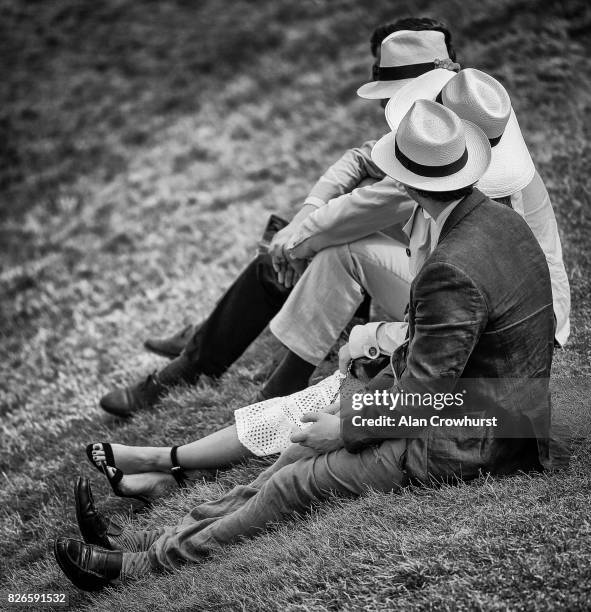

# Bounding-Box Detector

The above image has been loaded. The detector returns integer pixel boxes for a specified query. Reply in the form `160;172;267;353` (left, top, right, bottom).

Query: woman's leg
107;445;316;548
91;425;252;474
96;426;253;498
92;367;343;475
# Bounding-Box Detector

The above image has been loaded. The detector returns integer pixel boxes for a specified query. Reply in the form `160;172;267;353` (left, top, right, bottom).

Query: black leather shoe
54;537;122;591
99;372;166;417
99;354;198;417
144;324;196;358
75;477;125;549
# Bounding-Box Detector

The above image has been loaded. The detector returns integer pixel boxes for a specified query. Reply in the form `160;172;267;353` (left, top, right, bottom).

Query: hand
290;413;344;453
320;400;340;415
271;259;302;289
269;225;295;276
278;253;308;288
269;226;304;288
338;343;353;374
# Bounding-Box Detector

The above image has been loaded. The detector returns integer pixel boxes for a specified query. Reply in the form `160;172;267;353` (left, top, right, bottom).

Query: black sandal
170;445;188;489
86;443;116;474
99;463;152;506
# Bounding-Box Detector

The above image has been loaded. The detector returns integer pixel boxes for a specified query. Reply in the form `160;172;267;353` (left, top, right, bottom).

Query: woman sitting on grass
87;365;350;503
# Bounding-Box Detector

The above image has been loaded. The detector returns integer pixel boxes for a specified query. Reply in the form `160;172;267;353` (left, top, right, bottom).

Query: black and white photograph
1;1;590;609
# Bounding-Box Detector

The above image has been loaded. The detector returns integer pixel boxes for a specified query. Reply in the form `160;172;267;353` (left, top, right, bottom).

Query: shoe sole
74;478;86;542
75;477;106;548
75;478;118;549
143;341;180;359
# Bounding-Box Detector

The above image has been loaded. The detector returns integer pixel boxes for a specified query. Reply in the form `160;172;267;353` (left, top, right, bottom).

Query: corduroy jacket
342;189;556;482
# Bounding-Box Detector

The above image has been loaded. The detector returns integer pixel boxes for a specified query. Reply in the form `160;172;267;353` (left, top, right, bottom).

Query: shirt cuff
377;322;408;355
348;322;383;360
303;196;325;209
286;230;309;254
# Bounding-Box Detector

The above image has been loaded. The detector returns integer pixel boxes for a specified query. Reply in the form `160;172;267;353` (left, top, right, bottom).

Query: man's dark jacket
343;189;555;482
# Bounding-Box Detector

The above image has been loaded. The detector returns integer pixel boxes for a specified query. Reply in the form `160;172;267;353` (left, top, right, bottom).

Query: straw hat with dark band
357;30;450;100
372;99;491;191
385;68;535;197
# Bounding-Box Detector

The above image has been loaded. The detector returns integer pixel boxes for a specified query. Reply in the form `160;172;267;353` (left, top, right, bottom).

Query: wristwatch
363;344;379;359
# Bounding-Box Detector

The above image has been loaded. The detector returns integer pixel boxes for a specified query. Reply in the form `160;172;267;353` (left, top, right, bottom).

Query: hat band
395;140;468;177
376;62;436;82
435;90;503;147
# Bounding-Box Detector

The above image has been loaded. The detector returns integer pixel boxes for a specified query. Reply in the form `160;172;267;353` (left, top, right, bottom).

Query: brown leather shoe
144;324;196;358
75;477;124;549
54;537;122;591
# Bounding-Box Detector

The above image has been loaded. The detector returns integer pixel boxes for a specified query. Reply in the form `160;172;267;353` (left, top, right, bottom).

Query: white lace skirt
234;370;344;456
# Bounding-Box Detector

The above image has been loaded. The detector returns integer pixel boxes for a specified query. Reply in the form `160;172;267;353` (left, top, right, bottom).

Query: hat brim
357;77;417;100
477;110;535;198
385;69;456;129
385;70;535;198
371;120;491;191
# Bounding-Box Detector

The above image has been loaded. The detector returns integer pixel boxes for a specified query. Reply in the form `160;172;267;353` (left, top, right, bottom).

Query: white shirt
292;142;569;349
348;199;461;359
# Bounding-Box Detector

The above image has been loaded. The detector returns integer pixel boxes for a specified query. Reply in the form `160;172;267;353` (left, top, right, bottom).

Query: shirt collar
430;198;463;249
402;199;462;243
402;204;422;239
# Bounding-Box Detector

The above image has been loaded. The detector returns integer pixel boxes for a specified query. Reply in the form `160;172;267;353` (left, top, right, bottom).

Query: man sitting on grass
54;100;555;591
99;17;569;422
98;18;462;416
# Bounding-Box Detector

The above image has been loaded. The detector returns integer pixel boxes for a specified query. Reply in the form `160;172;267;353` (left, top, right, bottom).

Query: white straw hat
385;68;535;197
357;30;450;100
372;99;491;191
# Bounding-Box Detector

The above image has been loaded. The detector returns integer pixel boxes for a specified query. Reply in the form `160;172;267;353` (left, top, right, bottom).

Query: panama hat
357;30;450;100
385;68;535;197
372;99;491;191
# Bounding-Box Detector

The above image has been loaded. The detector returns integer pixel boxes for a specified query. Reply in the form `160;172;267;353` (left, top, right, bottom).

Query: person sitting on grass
98;18;569;423
83;67;565;506
54;101;556;591
98;18;463;417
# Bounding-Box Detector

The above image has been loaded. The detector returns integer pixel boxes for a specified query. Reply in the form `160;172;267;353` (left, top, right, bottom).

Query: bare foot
90;443;165;474
105;466;176;499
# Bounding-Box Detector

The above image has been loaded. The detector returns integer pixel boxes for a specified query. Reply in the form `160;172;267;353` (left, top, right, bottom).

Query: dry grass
1;0;591;609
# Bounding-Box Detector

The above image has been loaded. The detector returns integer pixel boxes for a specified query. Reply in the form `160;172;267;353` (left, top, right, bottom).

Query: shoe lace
137;371;161;393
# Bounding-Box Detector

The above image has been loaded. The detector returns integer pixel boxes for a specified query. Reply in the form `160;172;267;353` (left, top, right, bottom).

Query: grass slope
1;0;591;609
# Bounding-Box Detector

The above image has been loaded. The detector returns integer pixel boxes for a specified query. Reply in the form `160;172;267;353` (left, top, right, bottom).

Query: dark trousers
182;253;370;376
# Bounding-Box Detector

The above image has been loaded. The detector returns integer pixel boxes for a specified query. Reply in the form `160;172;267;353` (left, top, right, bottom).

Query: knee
265;460;315;509
308;243;350;273
278;443;316;465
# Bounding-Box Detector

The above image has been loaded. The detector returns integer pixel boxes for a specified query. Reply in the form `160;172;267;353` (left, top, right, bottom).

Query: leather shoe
144;324;196;358
75;476;124;549
99;354;198;417
99;372;166;417
54;537;122;591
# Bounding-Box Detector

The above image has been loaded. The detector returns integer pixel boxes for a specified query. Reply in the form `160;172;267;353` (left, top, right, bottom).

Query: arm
288;177;415;259
304;140;384;207
517;173;570;345
339;321;408;374
268;141;384;283
342;261;488;451
348;321;409;359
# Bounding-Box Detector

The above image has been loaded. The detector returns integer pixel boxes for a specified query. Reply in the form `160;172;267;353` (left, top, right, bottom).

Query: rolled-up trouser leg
182;253;291;377
147;439;408;570
270;234;412;365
